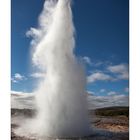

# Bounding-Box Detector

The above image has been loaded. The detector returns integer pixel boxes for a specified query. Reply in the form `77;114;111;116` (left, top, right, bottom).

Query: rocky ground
90;107;129;133
11;106;129;140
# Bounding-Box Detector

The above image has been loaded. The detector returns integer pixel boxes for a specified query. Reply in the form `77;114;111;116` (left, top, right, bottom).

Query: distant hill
92;106;129;117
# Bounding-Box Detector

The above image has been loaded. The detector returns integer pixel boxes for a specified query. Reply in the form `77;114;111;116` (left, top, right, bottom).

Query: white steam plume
17;0;91;138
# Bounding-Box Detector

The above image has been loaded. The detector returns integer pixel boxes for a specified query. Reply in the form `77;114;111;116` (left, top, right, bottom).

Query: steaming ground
11;92;129;140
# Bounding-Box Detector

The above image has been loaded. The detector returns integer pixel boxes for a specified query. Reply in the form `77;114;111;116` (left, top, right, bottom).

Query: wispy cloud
26;27;41;38
82;56;93;66
93;60;113;67
87;63;129;83
11;73;26;83
87;72;114;83
11;90;31;95
30;72;45;78
82;58;111;67
93;61;103;67
100;89;106;93
87;90;95;95
107;91;118;96
107;64;129;80
88;94;129;109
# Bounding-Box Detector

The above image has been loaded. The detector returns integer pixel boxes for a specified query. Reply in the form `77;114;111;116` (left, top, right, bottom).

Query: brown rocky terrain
11;107;129;140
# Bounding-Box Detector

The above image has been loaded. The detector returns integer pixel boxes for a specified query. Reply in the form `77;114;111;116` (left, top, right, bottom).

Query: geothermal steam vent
27;0;91;138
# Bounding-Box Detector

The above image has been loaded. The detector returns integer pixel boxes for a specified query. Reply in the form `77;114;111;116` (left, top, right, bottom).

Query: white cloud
87;90;95;95
88;94;129;109
11;73;26;83
93;60;113;67
83;56;93;66
30;72;45;78
107;91;118;96
11;78;18;83
94;61;103;67
100;89;106;93
86;63;129;84
14;73;24;80
11;90;24;95
107;64;129;80
11;90;32;95
26;27;41;38
87;72;114;83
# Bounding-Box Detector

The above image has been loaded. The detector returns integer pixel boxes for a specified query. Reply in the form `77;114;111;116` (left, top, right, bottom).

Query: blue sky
11;0;129;96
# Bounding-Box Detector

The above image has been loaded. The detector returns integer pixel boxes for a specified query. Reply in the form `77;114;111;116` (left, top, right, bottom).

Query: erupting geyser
22;0;91;138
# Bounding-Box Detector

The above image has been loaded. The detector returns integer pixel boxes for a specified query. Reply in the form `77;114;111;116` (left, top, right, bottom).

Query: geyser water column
30;0;91;138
